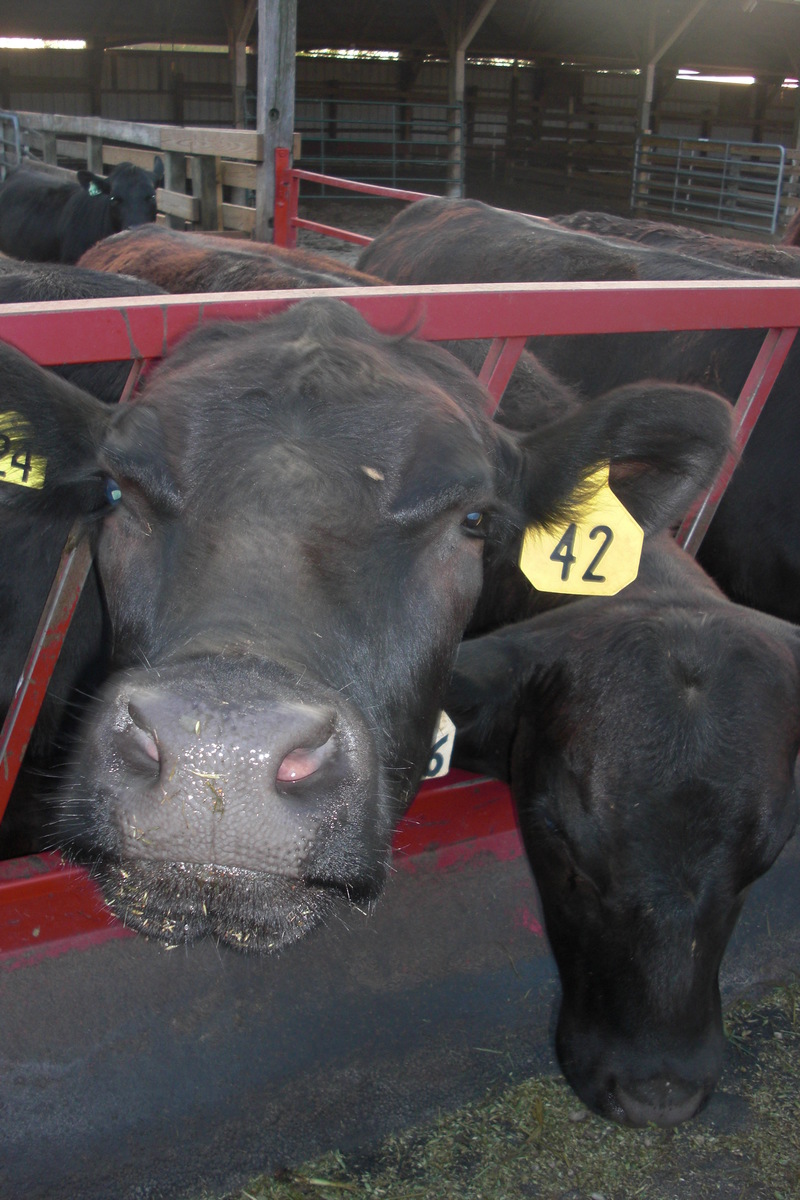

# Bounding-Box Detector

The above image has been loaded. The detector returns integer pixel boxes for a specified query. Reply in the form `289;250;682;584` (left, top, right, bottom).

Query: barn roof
2;0;800;80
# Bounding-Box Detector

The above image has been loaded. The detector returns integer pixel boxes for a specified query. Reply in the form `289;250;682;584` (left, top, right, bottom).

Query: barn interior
2;4;800;1200
2;0;800;223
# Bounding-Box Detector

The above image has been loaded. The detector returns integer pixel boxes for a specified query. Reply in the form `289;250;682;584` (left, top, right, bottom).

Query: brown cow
79;224;383;292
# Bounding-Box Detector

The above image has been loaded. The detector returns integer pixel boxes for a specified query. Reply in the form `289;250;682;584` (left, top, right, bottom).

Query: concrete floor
2;810;799;1200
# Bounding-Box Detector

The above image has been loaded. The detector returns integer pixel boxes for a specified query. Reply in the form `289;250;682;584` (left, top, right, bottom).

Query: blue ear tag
88;181;103;197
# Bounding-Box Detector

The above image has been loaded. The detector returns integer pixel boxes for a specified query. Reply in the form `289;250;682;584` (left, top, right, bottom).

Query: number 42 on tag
519;463;643;597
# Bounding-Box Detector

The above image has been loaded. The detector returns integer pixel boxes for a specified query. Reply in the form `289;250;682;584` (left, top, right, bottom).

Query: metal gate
631;133;787;234
247;94;464;195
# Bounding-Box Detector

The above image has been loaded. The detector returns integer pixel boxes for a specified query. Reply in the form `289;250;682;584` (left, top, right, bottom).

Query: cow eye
461;510;487;537
109;194;120;206
105;477;122;506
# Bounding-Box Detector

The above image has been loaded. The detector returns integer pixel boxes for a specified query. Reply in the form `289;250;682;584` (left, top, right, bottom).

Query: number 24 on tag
519;464;643;596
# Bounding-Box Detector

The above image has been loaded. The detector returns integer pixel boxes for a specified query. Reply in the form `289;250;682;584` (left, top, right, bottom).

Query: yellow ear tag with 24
0;411;46;489
519;464;643;596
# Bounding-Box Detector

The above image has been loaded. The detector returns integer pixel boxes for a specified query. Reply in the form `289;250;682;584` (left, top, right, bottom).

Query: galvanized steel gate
632;132;788;234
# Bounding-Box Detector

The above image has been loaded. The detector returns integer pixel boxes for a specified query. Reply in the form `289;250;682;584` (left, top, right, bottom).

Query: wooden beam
438;0;499;199
15;112;262;160
237;0;257;42
102;144;164;172
221;201;256;233
461;0;498;51
221;159;257;189
157;188;200;223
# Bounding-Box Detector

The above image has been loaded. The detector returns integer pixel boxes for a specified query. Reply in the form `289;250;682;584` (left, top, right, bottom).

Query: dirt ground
212;982;800;1200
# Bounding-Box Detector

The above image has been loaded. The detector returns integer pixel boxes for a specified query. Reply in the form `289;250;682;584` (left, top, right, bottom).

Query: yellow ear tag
0;411;47;490
519;464;643;596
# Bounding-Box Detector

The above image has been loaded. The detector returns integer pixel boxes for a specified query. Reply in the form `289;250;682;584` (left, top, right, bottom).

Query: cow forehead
537;605;800;838
563;603;798;738
147;324;496;484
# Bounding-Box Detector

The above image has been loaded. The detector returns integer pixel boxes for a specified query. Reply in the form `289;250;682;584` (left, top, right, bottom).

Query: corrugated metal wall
1;46;796;199
2;46;796;140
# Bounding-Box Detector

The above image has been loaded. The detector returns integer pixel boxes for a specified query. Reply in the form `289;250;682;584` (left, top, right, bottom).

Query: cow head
40;300;733;953
448;541;800;1126
77;158;163;230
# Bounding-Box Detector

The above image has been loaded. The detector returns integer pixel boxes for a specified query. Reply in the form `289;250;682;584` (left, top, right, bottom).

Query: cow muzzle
63;657;390;950
556;1010;725;1128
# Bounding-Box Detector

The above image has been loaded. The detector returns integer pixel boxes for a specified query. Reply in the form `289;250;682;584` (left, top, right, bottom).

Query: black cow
0;160;164;264
0;259;168;403
553;209;800;277
448;535;799;1128
438;344;800;1127
356;196;765;288
358;196;800;624
0;297;731;951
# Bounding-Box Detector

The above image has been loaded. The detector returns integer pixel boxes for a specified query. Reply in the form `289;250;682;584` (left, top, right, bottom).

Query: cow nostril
117;700;161;774
277;733;337;785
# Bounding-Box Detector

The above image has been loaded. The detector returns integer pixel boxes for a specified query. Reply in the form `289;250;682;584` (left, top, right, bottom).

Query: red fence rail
1;277;799;960
273;146;432;249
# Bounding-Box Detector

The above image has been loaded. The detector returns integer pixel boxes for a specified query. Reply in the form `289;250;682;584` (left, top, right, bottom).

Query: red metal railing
273;146;432;249
2;274;800;960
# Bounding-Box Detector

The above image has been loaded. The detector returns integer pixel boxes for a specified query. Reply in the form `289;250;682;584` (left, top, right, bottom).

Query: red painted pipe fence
0;277;798;960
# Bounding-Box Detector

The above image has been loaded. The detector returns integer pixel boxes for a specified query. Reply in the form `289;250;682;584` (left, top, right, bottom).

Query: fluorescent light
677;69;755;85
0;37;86;50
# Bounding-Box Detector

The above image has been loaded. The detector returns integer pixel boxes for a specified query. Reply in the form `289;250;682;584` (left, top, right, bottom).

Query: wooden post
42;132;57;165
435;0;498;199
193;155;222;231
222;0;257;129
446;42;465;198
255;0;297;242
85;41;104;118
86;134;103;175
639;0;710;134
164;149;188;230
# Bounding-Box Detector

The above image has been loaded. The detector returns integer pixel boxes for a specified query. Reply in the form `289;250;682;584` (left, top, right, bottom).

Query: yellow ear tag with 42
519;464;643;596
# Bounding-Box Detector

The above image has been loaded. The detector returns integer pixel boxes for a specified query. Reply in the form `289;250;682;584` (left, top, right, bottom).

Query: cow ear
101;406;181;516
151;156;165;189
0;343;112;515
447;624;567;780
449;620;580;782
508;382;733;536
77;170;110;194
446;635;526;781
